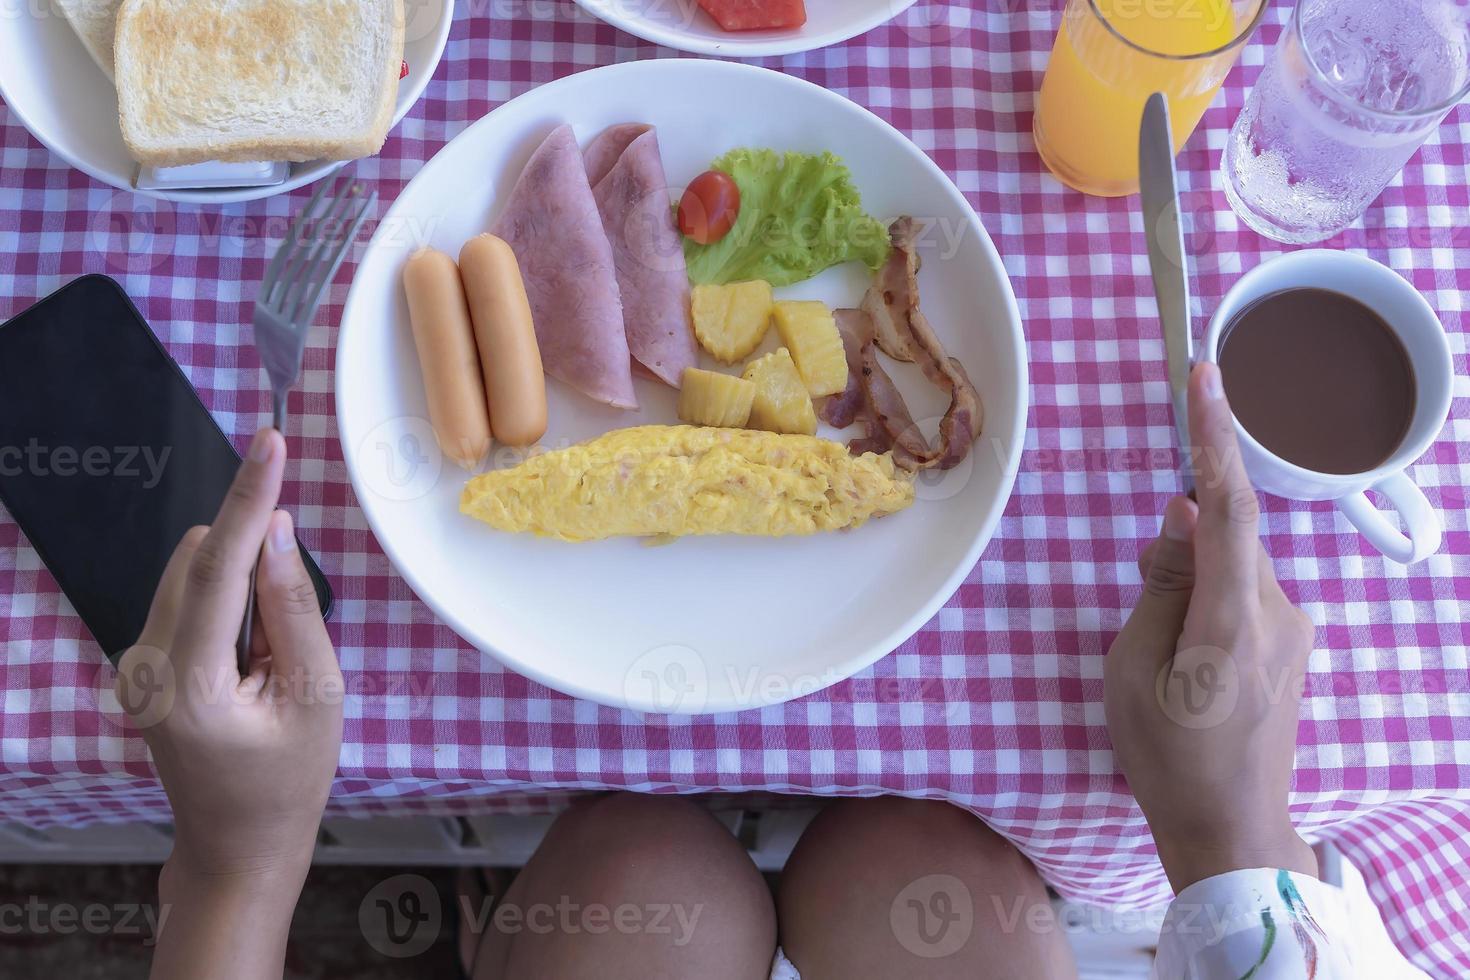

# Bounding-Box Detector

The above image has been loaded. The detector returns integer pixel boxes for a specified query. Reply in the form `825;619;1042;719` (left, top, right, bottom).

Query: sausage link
402;247;492;469
459;234;548;447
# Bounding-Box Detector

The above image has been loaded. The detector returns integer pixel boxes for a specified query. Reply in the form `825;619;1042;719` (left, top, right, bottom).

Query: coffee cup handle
1336;473;1441;565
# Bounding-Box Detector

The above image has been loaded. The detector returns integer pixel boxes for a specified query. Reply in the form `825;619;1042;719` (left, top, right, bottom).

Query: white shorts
770;948;800;980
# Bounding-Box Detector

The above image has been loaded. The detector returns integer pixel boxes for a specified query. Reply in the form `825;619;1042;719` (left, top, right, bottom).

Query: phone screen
0;275;333;660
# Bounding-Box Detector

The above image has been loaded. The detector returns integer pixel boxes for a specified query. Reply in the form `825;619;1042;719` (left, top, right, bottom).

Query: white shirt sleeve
1150;869;1354;978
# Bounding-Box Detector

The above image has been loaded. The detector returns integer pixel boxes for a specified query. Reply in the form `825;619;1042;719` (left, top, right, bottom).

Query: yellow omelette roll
460;425;914;542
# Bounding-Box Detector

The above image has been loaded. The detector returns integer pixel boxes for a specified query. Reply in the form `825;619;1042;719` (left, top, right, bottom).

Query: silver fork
238;178;378;674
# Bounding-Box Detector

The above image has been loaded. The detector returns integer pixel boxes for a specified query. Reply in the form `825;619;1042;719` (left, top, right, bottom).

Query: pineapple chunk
691;280;774;364
678;368;756;428
772;300;848;398
741;348;817;435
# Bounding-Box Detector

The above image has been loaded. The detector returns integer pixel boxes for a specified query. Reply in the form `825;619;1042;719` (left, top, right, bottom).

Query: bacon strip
864;224;919;362
820;217;984;471
824;309;874;430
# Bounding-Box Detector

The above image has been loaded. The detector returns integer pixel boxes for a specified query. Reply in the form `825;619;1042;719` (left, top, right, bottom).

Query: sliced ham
584;124;698;389
821;218;984;472
491;124;637;410
583;123;638;188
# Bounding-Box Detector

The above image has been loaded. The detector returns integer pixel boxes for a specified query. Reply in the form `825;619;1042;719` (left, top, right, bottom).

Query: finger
1188;362;1260;605
248;605;272;665
134;526;209;651
1138;539;1158;579
1254;544;1312;665
239;657;270;700
173;428;286;660
1256;542;1288;604
257;510;337;681
1113;496;1199;674
113;642;177;730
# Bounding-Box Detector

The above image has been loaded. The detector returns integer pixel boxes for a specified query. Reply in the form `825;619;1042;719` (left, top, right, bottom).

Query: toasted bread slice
115;0;405;166
52;0;123;79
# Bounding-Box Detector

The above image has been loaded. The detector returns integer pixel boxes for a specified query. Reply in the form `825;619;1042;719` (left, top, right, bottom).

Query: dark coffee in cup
1217;288;1417;476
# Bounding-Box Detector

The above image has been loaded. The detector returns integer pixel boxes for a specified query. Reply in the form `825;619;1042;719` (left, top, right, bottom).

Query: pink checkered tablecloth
2;1;1468;974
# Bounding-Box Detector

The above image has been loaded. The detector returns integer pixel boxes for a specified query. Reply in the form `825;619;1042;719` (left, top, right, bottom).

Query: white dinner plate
574;0;918;57
337;59;1027;713
0;0;454;204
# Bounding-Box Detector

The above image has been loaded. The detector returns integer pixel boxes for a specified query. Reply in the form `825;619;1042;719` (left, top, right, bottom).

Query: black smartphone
0;275;333;661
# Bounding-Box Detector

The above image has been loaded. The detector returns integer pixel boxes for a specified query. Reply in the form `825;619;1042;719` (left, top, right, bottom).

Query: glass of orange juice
1034;0;1266;197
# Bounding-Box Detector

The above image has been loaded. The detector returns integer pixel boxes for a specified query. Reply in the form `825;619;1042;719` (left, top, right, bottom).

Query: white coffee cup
1205;250;1454;565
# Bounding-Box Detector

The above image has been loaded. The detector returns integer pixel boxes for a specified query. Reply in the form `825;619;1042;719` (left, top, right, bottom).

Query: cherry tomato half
678;170;741;246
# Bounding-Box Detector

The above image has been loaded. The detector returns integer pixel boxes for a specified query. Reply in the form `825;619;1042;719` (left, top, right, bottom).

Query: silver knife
1138;91;1194;493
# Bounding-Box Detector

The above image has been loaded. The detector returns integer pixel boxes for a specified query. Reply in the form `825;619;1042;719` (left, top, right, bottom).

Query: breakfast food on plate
821;217;984;472
684;149;889;287
677;368;757;428
825;308;928;460
458;234;548;448
698;0;807;31
742;348;818;436
54;0;121;78
772;300;848;398
583;124;698;388
115;0;406;166
678;171;742;246
435;142;985;551
429;137;976;549
690;280;774;363
402;248;492;471
491;124;638;410
460;426;912;541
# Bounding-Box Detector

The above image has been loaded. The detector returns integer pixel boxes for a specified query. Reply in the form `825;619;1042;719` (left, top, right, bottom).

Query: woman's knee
480;795;777;979
778;797;1075;979
547;793;753;873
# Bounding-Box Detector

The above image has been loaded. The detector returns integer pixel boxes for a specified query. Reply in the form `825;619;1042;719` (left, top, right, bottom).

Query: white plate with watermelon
574;0;919;57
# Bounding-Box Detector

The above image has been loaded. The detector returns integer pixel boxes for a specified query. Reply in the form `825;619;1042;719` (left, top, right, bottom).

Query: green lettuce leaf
684;149;890;287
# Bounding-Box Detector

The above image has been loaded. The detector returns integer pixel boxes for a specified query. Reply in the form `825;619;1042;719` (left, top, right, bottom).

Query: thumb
257;511;338;682
1116;497;1200;673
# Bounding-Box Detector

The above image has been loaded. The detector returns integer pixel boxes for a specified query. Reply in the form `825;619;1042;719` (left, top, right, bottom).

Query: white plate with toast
336;59;1027;713
0;0;454;204
575;0;918;57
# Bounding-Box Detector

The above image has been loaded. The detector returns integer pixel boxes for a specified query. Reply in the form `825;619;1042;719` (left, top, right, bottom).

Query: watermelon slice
698;0;807;31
